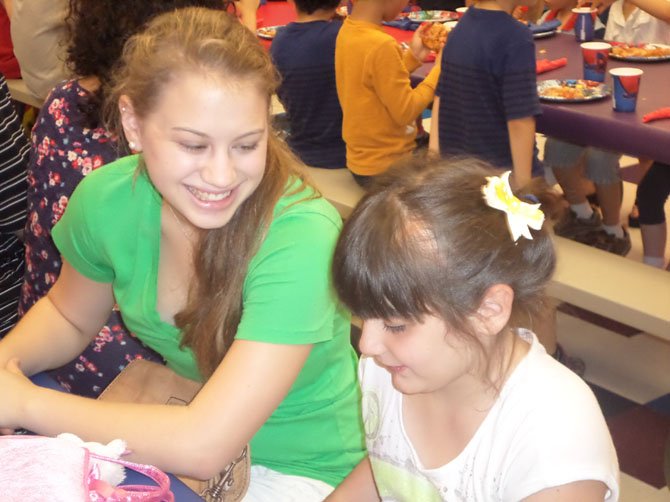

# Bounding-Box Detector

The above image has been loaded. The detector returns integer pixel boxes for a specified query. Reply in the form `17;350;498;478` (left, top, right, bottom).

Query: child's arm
0;261;116;376
0;329;312;479
235;0;259;31
372;36;440;127
507;116;535;188
429;96;441;153
326;457;381;502
523;480;609;501
584;0;670;21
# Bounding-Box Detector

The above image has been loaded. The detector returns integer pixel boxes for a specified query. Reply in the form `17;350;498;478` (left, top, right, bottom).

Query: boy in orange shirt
335;0;441;187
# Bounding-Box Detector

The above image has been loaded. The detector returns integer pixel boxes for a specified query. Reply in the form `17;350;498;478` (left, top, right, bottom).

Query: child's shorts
243;465;334;501
544;137;621;185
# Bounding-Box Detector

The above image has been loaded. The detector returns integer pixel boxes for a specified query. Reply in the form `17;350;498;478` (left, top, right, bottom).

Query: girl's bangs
334;194;439;322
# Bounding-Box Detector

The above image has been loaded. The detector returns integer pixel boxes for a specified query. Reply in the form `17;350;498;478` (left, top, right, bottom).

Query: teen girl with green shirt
0;8;364;499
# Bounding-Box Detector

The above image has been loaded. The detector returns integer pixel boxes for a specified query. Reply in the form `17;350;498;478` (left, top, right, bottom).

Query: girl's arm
507;116;535;189
429;96;441;153
0;260;115;375
0;336;312;480
325;457;380;502
235;0;259;31
524;480;609;501
372;34;440;127
584;0;670;21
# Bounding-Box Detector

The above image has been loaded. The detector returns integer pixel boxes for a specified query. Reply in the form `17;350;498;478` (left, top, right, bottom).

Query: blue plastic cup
572;7;595;42
581;42;611;82
610;67;643;112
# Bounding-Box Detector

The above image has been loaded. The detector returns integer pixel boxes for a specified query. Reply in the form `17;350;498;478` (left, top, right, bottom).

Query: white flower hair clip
481;171;545;242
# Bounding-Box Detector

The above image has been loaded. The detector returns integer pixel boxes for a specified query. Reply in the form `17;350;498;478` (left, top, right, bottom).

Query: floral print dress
20;80;163;397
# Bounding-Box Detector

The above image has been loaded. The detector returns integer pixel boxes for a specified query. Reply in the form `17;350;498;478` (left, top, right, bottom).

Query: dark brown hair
106;7;309;377
65;0;226;129
333;156;557;345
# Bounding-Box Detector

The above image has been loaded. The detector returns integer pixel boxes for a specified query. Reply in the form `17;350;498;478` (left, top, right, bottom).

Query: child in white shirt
328;157;620;501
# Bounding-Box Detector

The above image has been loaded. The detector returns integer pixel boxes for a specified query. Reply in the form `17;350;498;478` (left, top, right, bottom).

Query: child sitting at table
327;158;619;501
544;2;670;256
335;0;441;188
270;0;346;169
429;0;541;190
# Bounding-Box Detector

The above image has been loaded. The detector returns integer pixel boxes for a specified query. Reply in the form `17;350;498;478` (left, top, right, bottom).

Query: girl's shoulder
499;330;606;434
272;176;343;231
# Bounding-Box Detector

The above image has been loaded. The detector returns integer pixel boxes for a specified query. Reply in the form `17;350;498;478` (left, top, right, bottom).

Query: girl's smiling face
121;71;269;232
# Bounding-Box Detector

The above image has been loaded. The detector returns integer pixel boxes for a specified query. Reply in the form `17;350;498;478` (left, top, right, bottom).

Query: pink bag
0;435;174;502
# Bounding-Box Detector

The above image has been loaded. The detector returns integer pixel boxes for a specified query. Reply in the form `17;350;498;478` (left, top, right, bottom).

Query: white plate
404;10;458;22
533;30;557;39
609;43;670;62
256;26;282;40
537;79;611;102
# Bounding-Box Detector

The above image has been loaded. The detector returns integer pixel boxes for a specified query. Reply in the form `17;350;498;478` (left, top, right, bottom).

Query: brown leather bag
98;359;250;502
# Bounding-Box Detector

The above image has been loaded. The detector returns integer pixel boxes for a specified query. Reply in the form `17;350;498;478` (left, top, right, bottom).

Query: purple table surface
29;372;203;501
534;32;670;163
413;32;670;163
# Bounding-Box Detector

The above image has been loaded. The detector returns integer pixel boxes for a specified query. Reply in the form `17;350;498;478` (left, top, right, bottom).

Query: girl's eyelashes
179;142;207;152
383;323;406;333
234;142;260;153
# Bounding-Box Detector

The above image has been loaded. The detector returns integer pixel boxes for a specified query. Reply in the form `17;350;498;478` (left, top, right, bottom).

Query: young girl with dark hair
0;8;364;499
328;158;619;501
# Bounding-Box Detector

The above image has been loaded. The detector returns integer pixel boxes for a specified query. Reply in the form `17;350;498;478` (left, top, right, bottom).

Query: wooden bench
6;79;43;108
303;166;670;341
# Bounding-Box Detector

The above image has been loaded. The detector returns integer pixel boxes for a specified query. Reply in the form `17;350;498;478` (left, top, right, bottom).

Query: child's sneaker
592;229;632;256
553;208;602;239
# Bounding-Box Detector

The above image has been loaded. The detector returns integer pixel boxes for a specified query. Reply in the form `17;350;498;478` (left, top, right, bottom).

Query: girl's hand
0;358;32;435
410;24;432;62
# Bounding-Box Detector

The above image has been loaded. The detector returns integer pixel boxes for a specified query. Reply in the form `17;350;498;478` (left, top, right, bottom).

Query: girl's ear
119;96;143;152
473;284;514;337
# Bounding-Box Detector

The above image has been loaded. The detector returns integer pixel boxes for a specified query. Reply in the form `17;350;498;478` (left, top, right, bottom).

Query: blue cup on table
572;7;595;42
581;42;611;82
610;67;643;112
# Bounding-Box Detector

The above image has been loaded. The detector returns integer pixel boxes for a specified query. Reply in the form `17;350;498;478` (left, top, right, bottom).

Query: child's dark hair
293;0;341;15
332;156;557;343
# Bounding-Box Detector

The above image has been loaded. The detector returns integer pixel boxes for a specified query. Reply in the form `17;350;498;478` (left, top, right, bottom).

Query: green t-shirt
52;155;365;486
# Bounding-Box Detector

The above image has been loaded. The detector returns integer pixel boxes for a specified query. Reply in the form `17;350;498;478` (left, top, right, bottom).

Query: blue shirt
271;20;346;169
436;7;543;175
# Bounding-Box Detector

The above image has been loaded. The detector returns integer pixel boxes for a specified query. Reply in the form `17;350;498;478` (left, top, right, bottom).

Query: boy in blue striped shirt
270;0;346;168
429;0;541;189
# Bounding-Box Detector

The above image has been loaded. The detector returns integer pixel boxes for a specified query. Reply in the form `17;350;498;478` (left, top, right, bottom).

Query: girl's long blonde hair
106;7;308;377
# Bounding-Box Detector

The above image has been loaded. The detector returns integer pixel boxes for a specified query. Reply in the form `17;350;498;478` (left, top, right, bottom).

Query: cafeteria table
412;31;670;163
28;372;203;501
534;32;670;164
